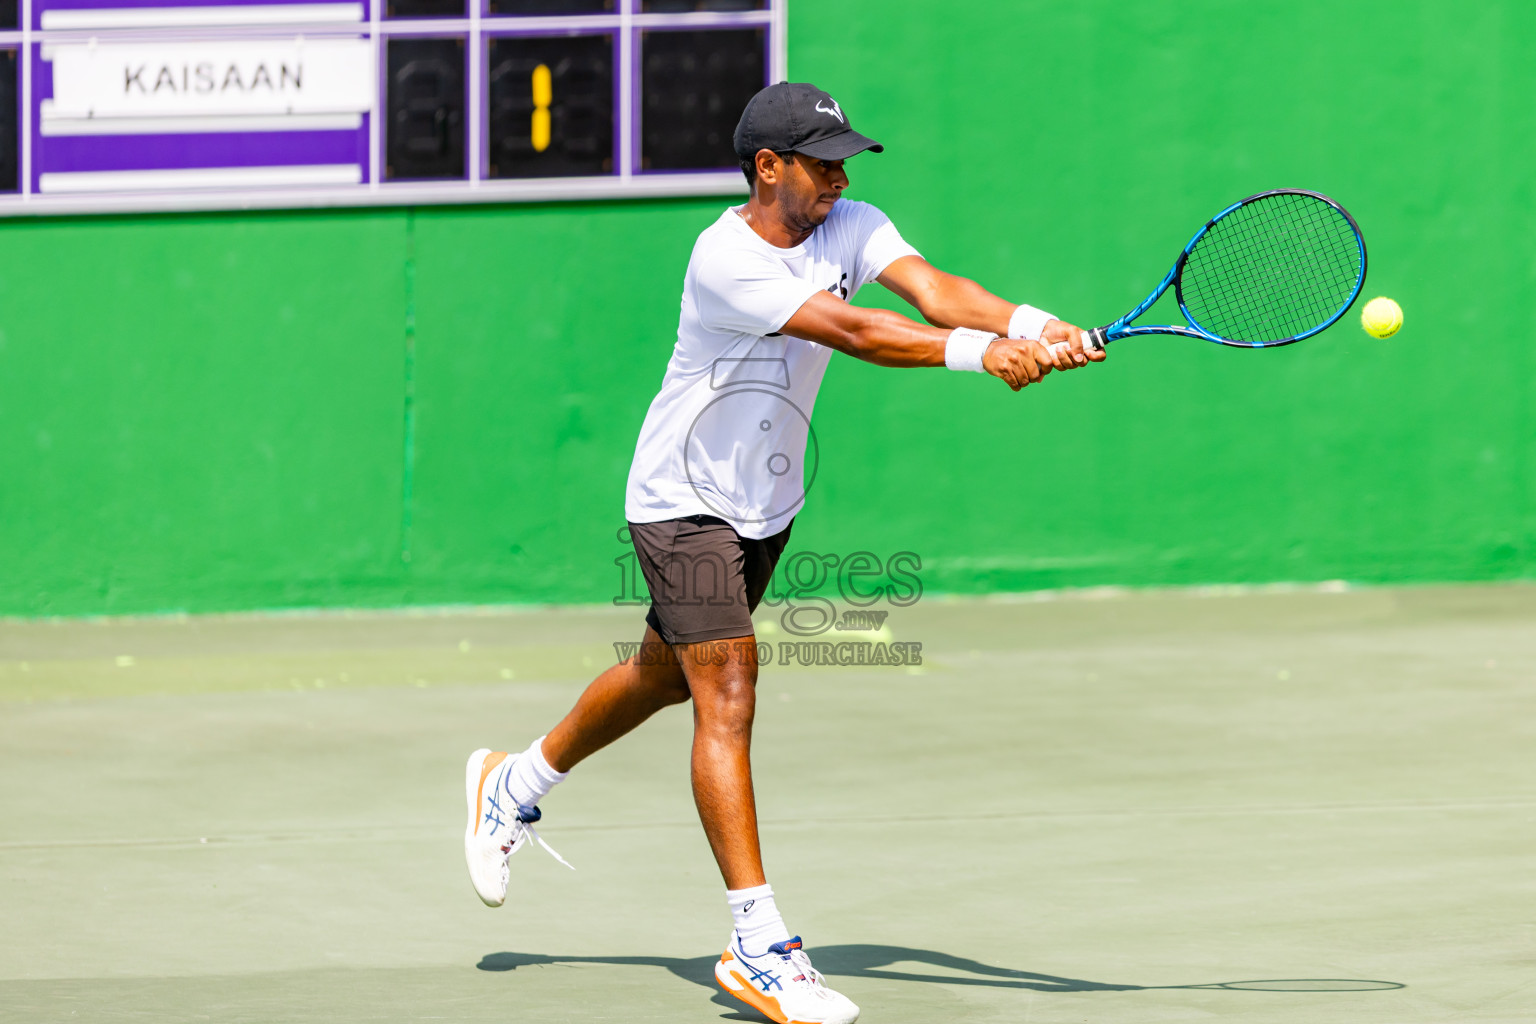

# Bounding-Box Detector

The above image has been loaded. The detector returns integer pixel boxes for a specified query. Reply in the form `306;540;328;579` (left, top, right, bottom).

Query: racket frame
1083;189;1368;353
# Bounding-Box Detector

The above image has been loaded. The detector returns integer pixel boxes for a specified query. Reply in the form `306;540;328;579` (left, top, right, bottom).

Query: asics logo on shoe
483;792;507;834
743;961;782;993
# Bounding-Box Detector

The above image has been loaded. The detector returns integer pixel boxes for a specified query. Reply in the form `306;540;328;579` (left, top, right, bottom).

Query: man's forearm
912;273;1017;335
779;288;1070;388
785;304;950;368
878;258;1059;340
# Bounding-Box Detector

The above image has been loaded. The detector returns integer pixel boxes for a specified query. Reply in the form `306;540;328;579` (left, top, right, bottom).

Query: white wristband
945;327;996;373
1008;304;1056;341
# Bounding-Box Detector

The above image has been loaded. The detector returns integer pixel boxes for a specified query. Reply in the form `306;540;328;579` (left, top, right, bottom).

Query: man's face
776;153;849;229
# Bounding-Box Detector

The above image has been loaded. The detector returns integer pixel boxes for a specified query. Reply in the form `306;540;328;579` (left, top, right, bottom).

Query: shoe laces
783;947;826;989
501;814;575;871
492;760;575;871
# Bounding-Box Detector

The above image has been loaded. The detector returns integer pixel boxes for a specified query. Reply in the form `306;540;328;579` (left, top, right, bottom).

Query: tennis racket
1050;189;1367;358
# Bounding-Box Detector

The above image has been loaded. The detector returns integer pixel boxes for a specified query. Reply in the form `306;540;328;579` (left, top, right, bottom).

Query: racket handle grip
1046;327;1107;361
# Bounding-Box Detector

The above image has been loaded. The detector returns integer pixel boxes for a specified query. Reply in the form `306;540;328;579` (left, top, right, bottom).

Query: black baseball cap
733;82;884;162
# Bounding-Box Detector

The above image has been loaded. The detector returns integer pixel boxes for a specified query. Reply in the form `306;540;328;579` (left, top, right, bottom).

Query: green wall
1;0;1531;617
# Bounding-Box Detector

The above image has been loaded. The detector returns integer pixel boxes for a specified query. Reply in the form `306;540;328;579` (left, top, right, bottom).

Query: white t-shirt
625;199;921;539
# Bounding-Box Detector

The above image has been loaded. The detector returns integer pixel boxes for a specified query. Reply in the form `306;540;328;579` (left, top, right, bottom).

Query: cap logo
815;98;845;124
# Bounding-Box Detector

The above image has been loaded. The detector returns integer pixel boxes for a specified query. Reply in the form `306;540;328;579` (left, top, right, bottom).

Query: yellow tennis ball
1361;297;1403;338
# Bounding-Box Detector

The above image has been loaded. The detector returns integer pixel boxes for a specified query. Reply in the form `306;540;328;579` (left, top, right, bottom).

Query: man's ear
755;149;784;186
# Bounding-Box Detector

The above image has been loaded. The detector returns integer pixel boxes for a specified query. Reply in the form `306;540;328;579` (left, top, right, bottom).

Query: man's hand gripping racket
1048;188;1368;361
984;320;1101;391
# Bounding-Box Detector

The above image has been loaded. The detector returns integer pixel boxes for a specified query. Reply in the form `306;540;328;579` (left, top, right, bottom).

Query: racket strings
1189;196;1357;337
1190;198;1357;339
1179;192;1363;344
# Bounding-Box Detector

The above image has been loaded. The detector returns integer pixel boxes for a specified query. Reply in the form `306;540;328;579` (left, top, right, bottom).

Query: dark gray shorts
629;514;793;645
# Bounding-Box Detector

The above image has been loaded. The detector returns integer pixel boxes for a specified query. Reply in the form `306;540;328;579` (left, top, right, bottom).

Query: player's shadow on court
477;945;1402;1019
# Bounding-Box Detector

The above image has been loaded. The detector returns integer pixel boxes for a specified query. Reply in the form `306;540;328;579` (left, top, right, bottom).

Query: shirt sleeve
847;202;923;291
694;245;824;337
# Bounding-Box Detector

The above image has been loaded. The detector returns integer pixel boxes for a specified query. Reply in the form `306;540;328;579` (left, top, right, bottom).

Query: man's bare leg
542;627;766;889
541;626;691;773
677;635;766;889
519;628;772;942
466;626;691;906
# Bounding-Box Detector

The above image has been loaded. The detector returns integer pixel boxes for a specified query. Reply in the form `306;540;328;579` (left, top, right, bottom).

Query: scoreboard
0;0;784;216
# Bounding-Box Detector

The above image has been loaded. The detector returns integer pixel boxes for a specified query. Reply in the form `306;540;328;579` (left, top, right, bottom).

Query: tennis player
465;82;1103;1024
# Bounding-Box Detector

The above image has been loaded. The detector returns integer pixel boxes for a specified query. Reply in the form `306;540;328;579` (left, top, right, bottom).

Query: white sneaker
463;747;573;907
715;932;859;1024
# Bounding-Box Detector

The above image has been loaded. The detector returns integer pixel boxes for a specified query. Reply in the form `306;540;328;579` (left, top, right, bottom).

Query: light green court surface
2;585;1532;1023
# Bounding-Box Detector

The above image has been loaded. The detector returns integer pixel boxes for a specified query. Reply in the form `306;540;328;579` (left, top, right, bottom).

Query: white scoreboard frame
0;0;787;216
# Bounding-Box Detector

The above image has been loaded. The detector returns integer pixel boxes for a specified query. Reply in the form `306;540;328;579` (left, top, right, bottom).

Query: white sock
503;736;568;809
727;883;791;956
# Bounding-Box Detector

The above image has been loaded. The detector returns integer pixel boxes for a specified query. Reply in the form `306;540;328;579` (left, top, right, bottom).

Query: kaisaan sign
47;40;374;119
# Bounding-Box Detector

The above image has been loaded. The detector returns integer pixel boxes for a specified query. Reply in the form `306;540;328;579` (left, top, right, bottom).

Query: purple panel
38;129;365;172
611;27;620;175
628;25;637;173
30;42;47;192
30;39;370;186
359;111;371;182
34;41;51;103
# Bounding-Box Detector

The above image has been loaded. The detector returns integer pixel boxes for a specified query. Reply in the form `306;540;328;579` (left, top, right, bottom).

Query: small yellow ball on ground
1361;296;1403;338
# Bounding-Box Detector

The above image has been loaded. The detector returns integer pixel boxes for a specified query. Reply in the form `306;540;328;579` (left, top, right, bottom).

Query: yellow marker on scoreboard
531;64;552;153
